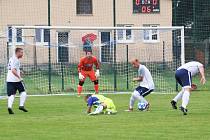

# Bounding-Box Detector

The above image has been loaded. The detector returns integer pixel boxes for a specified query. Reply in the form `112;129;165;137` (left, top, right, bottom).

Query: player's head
15;47;23;58
83;38;93;58
85;50;92;58
131;59;140;68
84;94;92;102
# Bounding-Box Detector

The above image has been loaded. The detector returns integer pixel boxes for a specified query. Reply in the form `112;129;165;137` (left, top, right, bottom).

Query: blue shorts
175;69;192;88
135;86;153;97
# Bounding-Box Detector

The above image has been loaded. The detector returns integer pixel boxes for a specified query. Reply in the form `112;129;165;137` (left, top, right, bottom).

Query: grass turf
0;92;210;140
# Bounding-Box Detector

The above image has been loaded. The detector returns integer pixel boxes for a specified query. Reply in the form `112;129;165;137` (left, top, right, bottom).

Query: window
100;32;113;63
57;32;69;63
8;27;12;43
76;0;92;15
8;26;24;45
143;24;159;43
117;25;134;43
35;28;50;45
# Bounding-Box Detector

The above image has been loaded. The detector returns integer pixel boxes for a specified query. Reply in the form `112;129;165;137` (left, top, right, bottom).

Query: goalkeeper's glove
79;73;85;80
95;69;100;78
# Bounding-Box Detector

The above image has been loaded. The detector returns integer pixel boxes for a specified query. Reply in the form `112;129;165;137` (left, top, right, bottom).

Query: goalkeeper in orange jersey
77;39;100;96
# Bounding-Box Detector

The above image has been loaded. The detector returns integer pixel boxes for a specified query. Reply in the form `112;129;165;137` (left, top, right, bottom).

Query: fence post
113;0;117;91
163;41;166;70
7;42;9;62
48;0;52;93
175;44;178;92
61;62;64;92
126;45;129;90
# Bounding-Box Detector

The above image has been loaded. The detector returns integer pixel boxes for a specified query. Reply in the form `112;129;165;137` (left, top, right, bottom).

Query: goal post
1;26;185;95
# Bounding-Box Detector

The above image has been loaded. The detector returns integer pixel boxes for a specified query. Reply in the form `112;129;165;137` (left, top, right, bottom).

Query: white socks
94;105;104;114
20;92;27;107
8;92;27;109
129;94;135;109
129;90;148;109
173;89;184;102
8;95;15;109
182;91;190;109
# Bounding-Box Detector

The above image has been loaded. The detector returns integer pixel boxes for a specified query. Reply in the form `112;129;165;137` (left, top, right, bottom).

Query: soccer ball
191;83;197;91
137;102;147;111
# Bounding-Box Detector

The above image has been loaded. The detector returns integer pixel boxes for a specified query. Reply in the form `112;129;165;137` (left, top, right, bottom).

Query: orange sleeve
93;56;100;69
78;58;84;73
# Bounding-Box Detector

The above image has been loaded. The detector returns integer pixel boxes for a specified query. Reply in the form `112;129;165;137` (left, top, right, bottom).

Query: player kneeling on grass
85;94;117;115
125;59;155;112
6;48;28;114
77;39;100;96
170;61;206;115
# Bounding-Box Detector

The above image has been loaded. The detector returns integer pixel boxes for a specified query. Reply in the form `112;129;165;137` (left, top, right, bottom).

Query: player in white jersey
125;59;155;112
6;48;28;114
170;61;206;115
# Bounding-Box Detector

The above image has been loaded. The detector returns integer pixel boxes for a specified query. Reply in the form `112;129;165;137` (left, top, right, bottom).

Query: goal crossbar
12;26;184;30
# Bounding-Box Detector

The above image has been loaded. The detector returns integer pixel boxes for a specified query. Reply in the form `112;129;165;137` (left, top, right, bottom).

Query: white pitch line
0;92;175;100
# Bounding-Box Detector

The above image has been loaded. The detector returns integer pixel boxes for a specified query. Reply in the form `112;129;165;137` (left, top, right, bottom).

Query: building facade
0;0;173;64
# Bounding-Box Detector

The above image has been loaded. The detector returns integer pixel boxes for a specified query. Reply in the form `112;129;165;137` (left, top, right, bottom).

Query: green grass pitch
0;92;210;140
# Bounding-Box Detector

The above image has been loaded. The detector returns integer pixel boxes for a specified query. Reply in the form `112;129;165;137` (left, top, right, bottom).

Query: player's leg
7;82;16;114
89;103;105;115
176;70;191;115
180;88;190;115
180;72;192;115
171;88;184;109
89;70;99;94
140;87;153;110
77;81;85;96
126;88;150;111
93;80;99;94
136;86;151;104
127;90;137;111
173;88;184;102
17;81;28;112
77;71;86;96
171;71;184;109
104;99;117;114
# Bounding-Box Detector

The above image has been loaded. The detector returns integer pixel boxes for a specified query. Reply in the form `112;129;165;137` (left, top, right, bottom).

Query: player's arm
94;58;100;70
94;57;100;78
78;59;85;80
86;97;93;114
133;67;144;82
78;59;83;73
11;61;21;80
20;68;24;77
198;65;206;84
87;106;92;114
11;68;21;79
133;76;143;82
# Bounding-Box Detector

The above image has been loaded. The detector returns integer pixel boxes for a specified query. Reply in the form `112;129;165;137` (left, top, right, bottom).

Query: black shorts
7;82;25;96
135;86;153;97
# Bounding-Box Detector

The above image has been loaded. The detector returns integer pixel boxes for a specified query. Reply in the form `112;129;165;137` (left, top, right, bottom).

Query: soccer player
85;94;117;115
6;48;28;114
77;46;100;96
126;59;155;112
170;61;206;115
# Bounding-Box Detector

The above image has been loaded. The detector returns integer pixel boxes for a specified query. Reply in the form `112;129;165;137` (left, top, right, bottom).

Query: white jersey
6;56;21;82
138;64;155;90
177;61;203;76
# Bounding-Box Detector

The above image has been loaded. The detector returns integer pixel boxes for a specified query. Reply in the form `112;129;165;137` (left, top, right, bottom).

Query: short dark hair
85;94;92;98
15;48;23;53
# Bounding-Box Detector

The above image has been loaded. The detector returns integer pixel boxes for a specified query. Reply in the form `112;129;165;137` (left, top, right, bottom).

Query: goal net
0;26;184;95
